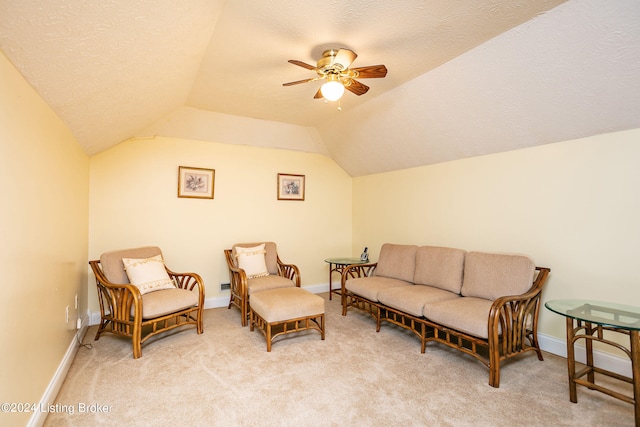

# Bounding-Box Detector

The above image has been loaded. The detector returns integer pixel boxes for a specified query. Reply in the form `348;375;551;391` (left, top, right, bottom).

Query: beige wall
352;129;640;343
0;53;89;425
88;136;353;311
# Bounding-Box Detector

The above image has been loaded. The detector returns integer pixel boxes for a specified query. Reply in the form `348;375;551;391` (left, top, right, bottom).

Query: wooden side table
546;299;640;426
324;257;368;300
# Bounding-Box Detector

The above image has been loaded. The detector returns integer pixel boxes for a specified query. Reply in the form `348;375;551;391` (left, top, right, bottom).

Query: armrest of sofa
340;262;378;291
487;266;550;361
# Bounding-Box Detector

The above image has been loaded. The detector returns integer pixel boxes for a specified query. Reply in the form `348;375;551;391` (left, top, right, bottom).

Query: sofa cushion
461;252;535;301
413;246;466;294
346;276;411;302
423;297;496;339
374;244;418;283
378;285;460;317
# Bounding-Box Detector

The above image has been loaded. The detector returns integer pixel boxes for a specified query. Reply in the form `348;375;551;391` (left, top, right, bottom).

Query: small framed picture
277;173;305;201
178;166;215;199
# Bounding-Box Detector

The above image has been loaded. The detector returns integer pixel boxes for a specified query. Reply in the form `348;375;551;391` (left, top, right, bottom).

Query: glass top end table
545;299;640;426
546;299;640;331
324;257;370;300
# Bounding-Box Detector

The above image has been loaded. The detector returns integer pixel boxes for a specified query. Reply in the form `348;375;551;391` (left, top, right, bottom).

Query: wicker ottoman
250;287;325;351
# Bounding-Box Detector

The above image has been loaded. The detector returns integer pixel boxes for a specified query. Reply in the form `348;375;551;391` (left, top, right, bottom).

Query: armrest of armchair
276;255;301;287
89;260;143;330
166;267;205;307
224;249;249;299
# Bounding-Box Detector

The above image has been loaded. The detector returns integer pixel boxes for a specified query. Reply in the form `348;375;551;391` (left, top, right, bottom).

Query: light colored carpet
45;293;634;426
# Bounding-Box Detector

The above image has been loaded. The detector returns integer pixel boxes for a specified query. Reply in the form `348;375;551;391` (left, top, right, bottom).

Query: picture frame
277;173;305;201
178;166;215;199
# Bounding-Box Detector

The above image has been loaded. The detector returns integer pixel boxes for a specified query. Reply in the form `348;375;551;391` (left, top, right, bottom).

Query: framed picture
178;166;215;199
277;173;305;201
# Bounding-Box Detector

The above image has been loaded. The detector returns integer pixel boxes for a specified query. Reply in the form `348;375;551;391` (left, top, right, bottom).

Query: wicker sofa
341;243;550;388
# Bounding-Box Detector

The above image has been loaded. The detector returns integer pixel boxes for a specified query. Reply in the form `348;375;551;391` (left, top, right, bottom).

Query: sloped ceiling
1;0;639;176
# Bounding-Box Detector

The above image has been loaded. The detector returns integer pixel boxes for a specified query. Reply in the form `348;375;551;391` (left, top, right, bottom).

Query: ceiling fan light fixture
320;79;344;101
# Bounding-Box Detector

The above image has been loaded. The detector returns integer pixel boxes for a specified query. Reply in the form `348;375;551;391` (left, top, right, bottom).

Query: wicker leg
266;323;272;352
197;317;204;334
488;329;500;388
241;297;248;327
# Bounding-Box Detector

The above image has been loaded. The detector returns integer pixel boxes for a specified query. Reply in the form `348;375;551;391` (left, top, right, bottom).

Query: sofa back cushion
413;246;466;294
461;251;535;300
375;244;418;283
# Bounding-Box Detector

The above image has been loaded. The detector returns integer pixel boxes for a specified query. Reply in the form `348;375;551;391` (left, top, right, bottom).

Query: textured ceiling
1;0;639;176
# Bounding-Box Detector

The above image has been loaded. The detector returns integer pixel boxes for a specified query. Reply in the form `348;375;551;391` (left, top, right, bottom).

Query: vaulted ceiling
1;0;639;176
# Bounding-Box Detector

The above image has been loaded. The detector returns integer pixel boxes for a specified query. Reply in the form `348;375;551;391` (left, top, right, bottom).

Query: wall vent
220;283;231;292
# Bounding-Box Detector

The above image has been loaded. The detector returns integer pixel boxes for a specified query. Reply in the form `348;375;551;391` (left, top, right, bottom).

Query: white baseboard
538;332;631;378
28;311;90;427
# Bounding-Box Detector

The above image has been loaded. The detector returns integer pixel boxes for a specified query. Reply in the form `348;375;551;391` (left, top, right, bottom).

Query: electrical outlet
76;318;82;329
65;305;69;323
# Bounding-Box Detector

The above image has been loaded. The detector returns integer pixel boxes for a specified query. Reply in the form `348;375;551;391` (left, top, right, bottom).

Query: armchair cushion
122;254;176;295
247;275;296;295
140;288;199;319
235;244;270;279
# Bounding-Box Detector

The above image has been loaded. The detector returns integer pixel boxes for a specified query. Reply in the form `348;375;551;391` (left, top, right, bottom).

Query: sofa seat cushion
413;246;466;294
375;244;418;283
139;288;199;319
346;276;411;302
378;285;460;317
247;275;296;295
423;297;497;339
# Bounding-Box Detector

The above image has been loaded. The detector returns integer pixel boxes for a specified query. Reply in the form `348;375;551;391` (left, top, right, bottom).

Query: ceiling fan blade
288;59;316;70
333;49;357;71
283;78;318;86
313;88;323;99
344;79;369;96
351;65;388;78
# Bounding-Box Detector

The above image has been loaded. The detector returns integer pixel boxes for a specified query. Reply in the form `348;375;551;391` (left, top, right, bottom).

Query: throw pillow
235;244;270;279
122;254;176;295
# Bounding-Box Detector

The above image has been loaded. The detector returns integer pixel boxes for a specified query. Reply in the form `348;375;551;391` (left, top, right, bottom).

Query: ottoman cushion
251;287;324;323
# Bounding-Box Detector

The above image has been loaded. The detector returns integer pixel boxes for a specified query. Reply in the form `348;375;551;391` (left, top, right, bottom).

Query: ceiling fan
283;48;387;102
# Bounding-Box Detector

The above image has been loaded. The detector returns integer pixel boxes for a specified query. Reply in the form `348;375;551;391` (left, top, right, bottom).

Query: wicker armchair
224;242;300;326
89;246;204;359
